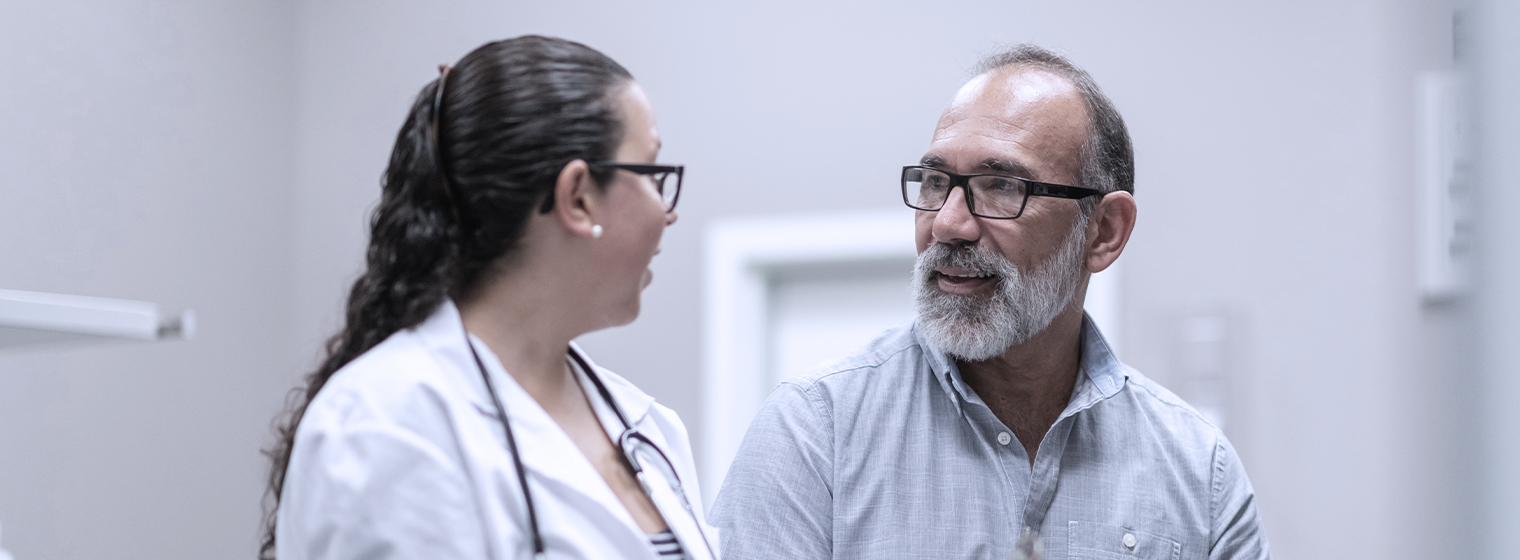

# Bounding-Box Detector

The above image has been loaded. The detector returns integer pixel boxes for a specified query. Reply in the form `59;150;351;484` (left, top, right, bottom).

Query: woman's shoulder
301;328;464;434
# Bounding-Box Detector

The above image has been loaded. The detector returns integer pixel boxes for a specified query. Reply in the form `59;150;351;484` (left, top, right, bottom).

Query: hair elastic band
432;64;461;221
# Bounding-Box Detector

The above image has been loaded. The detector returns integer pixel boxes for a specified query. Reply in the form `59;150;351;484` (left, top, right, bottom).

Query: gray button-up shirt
711;316;1269;560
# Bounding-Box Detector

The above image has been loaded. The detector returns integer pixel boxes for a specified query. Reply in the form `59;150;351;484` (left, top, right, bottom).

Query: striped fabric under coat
649;529;686;559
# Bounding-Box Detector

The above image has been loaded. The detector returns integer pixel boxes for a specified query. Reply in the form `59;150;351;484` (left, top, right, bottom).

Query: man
709;45;1269;560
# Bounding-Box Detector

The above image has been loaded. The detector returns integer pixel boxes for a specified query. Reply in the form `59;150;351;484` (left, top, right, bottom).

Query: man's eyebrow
980;158;1035;178
918;155;1036;178
924;154;960;167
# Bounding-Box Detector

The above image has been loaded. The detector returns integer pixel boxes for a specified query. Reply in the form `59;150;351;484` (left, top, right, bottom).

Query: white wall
0;1;298;559
1472;0;1520;556
0;0;1499;558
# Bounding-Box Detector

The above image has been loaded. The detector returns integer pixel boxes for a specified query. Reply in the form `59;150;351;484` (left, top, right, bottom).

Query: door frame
700;209;1122;507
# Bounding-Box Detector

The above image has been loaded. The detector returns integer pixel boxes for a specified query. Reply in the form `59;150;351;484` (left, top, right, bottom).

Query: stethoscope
463;327;717;560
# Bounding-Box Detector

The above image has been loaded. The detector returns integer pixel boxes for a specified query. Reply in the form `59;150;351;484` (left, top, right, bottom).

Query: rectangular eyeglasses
901;165;1101;219
592;162;684;212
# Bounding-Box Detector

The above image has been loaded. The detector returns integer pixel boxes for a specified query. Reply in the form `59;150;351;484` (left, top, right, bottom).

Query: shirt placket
1021;415;1076;532
954;385;1031;544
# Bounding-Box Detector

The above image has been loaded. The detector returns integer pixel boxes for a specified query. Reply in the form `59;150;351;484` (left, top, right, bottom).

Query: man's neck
956;307;1085;467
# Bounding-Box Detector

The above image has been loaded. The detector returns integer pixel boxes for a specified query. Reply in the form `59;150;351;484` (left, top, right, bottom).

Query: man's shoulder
780;321;926;392
1101;365;1228;454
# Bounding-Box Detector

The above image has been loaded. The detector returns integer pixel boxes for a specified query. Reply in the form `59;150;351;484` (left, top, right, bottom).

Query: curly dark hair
258;35;632;559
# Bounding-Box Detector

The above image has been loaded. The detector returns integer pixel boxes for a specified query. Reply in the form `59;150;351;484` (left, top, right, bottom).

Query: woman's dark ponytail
259;36;631;559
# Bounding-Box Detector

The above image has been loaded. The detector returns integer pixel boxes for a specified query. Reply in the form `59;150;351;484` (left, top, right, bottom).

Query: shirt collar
912;322;972;417
914;312;1130;417
1069;312;1128;411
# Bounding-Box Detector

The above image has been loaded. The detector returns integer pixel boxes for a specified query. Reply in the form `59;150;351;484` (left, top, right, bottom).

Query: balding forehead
929;64;1090;184
946;65;1085;121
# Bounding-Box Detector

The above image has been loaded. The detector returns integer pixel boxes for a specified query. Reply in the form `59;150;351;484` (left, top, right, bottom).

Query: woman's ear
550;159;604;239
1084;191;1137;273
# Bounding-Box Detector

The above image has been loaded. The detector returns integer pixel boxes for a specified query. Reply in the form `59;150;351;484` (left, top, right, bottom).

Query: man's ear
1084;191;1136;273
550;159;603;239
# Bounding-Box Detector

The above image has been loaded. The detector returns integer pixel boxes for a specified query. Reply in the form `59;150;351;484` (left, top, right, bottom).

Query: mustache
916;243;1017;278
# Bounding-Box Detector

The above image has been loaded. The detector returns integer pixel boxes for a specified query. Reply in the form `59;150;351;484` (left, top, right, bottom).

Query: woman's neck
457;271;586;401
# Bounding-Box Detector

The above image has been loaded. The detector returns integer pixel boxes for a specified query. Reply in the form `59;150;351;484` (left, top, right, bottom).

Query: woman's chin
610;298;643;329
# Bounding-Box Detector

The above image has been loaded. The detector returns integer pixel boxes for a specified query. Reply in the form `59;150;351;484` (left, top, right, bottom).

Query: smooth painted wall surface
1472;0;1520;555
0;0;1493;558
0;1;298;559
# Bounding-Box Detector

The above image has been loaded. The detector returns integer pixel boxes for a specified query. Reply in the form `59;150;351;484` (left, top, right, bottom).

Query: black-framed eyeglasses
901;165;1102;219
592;162;684;212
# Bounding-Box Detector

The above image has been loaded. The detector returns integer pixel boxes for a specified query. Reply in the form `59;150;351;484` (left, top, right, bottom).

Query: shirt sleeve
1209;436;1271;560
278;404;490;560
710;381;835;560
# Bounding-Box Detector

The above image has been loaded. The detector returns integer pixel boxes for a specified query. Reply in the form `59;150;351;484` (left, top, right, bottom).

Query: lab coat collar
567;340;657;429
412;300;488;406
410;301;657;429
413;301;680;556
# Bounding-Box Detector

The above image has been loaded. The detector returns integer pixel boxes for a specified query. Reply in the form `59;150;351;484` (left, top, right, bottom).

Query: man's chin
917;309;1012;361
920;289;991;315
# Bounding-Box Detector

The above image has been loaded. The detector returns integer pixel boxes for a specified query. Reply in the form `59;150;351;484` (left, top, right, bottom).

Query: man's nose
931;186;981;245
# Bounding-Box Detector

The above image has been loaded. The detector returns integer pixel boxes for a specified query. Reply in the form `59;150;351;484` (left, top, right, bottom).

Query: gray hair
976;45;1134;215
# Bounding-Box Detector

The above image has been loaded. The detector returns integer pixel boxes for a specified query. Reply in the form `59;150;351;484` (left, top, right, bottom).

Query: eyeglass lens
649;173;679;211
904;168;1028;218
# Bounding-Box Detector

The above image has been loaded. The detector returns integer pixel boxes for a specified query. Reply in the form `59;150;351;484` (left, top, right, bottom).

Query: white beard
912;217;1088;361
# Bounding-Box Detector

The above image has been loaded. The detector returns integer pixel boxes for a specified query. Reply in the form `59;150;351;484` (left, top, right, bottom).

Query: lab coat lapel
417;303;656;557
570;344;716;560
568;342;654;428
641;465;718;560
465;337;651;537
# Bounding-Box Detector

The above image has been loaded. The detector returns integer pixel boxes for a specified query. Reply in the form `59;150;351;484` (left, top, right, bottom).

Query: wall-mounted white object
700;210;1121;508
0;519;13;560
1418;70;1471;300
1177;312;1230;429
0;288;195;349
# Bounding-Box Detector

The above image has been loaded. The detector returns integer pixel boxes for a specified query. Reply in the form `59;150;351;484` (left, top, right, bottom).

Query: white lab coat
277;301;718;560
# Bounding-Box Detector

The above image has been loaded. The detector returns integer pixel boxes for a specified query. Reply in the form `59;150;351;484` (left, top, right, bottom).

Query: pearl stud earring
591;224;603;239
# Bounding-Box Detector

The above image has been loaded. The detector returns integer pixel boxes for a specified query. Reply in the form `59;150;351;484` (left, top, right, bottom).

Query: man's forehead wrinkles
928;128;1041;161
931;118;1036;149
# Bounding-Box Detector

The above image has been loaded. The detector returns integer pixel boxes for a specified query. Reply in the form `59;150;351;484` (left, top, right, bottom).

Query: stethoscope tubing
465;326;715;560
466;332;547;556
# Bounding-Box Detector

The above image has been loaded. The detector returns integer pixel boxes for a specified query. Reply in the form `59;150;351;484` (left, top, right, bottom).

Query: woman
260;36;714;560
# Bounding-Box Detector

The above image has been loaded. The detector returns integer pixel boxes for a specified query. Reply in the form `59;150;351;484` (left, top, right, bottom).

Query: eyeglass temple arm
1029;182;1103;199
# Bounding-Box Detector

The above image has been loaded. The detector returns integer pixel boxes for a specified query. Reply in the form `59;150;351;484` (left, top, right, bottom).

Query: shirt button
1123;533;1137;549
996;432;1012;446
